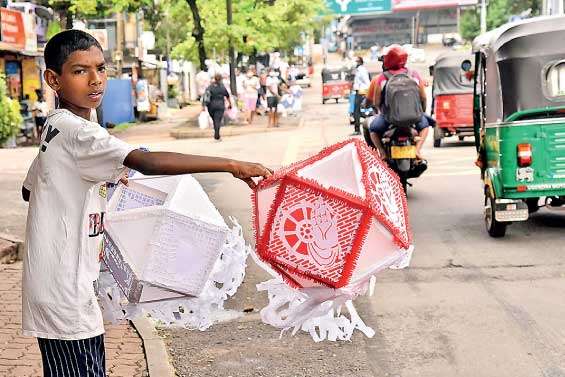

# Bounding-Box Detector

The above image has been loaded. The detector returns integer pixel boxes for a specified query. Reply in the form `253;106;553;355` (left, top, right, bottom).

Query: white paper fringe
253;246;414;342
97;217;250;330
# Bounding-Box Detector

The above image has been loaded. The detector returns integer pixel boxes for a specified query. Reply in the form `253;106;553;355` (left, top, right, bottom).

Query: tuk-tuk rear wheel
485;195;507;238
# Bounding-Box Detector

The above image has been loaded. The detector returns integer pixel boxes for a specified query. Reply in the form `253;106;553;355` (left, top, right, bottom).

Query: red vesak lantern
252;139;412;290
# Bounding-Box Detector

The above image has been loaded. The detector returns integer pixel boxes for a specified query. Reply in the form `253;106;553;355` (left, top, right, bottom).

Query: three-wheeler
472;16;565;237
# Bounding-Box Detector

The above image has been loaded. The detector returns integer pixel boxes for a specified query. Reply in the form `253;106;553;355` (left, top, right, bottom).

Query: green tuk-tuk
473;16;565;237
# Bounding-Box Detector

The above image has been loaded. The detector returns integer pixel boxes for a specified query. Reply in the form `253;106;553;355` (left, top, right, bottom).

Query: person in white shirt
242;66;260;124
23;29;272;377
265;70;281;127
32;90;49;138
195;68;211;99
352;56;370;135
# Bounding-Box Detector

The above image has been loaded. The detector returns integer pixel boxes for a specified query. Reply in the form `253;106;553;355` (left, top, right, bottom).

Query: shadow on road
437;140;476;148
528;211;565;228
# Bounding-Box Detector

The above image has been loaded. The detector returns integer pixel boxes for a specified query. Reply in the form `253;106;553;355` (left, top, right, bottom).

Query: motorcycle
361;104;427;192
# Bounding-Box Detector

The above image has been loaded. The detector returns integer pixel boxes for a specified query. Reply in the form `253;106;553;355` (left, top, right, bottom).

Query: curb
170;117;303;139
131;317;175;377
0;233;23;264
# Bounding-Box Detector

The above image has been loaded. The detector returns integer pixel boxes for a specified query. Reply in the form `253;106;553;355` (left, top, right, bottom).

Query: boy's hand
229;161;273;189
119;172;129;186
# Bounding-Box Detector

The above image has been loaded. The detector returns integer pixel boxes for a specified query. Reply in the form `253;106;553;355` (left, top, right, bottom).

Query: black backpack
383;71;423;126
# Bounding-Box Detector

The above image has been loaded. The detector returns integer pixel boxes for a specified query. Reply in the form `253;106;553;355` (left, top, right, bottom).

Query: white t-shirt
32;101;49;118
22;109;136;340
266;76;280;97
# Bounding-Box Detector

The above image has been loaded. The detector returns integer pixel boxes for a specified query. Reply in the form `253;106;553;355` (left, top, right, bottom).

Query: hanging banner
325;0;392;15
1;8;26;49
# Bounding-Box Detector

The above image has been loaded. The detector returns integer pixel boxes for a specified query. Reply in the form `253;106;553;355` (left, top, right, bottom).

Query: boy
21;30;271;377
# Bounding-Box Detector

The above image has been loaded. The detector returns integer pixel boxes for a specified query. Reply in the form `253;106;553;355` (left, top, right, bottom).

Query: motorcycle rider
352;56;371;135
367;45;430;160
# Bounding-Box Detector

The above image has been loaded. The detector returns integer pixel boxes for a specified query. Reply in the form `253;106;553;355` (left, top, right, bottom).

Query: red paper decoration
253;139;412;289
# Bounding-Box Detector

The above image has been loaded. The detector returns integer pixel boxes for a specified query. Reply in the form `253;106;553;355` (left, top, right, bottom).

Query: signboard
1;8;26;49
326;0;392;14
392;0;477;11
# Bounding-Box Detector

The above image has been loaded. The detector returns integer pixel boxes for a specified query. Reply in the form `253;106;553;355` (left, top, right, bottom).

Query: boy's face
45;46;107;112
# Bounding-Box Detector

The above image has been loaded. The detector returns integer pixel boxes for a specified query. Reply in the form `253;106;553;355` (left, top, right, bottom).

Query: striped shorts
37;335;106;377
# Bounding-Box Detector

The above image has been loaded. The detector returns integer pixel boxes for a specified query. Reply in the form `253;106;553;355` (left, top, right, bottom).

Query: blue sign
325;0;392;14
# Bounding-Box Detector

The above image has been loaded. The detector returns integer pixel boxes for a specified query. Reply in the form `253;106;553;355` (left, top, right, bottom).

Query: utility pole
227;0;237;96
480;0;487;34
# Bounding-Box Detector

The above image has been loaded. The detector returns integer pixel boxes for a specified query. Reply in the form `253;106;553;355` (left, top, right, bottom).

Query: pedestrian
242;66;260;125
203;72;232;140
258;69;268;115
352;56;370;135
266;70;281;127
32;90;49;139
236;67;246;99
22;30;271;377
195;67;211;100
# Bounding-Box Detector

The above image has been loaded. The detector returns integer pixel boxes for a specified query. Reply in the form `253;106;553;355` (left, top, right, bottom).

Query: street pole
227;0;237;96
480;0;487;34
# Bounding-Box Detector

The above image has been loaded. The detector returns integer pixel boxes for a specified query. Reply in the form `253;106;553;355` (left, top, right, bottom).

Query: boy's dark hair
44;30;103;74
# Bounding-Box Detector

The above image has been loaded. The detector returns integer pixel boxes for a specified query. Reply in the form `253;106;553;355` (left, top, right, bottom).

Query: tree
186;0;208;71
0;75;23;147
47;0;153;29
168;0;327;67
460;0;541;41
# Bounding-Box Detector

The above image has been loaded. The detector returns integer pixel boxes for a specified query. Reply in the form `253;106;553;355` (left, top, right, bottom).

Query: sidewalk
0;262;148;377
109;104;302;143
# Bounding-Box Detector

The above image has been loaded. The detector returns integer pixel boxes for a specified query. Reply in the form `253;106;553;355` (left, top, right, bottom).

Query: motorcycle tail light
517;143;532;167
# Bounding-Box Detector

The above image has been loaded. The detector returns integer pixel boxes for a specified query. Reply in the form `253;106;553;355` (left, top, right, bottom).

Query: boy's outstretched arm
124;150;272;189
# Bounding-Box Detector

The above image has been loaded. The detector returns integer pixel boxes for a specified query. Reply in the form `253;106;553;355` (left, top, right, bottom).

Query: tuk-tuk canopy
432;51;474;96
473;16;565;122
322;66;349;82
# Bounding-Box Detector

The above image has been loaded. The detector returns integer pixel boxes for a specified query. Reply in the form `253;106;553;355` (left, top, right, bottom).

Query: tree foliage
460;0;541;41
0;75;23;146
43;0;328;67
167;0;328;65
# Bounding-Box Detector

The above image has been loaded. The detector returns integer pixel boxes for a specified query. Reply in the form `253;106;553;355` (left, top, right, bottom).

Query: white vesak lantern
103;174;229;303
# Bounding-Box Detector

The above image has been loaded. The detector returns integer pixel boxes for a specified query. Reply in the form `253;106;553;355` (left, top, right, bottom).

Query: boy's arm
22;155;39;202
124;150;272;189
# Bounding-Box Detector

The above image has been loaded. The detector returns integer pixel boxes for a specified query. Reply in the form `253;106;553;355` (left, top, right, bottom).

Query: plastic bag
198;111;211;129
226;106;239;121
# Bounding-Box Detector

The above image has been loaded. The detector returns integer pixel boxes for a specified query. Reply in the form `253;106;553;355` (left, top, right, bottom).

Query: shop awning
0;42;43;56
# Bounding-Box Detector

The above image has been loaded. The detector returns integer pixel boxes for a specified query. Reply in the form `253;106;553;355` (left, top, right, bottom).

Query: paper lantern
252;139;411;289
103;174;229;303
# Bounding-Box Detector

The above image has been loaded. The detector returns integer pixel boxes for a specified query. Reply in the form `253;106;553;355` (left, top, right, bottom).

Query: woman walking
243;66;260;125
203;73;232;141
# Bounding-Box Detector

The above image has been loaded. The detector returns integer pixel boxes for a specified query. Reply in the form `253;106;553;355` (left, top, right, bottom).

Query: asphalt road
161;74;564;376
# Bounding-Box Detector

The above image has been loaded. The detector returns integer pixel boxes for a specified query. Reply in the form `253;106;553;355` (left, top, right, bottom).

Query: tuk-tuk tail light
517;143;532;167
517;185;528;192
